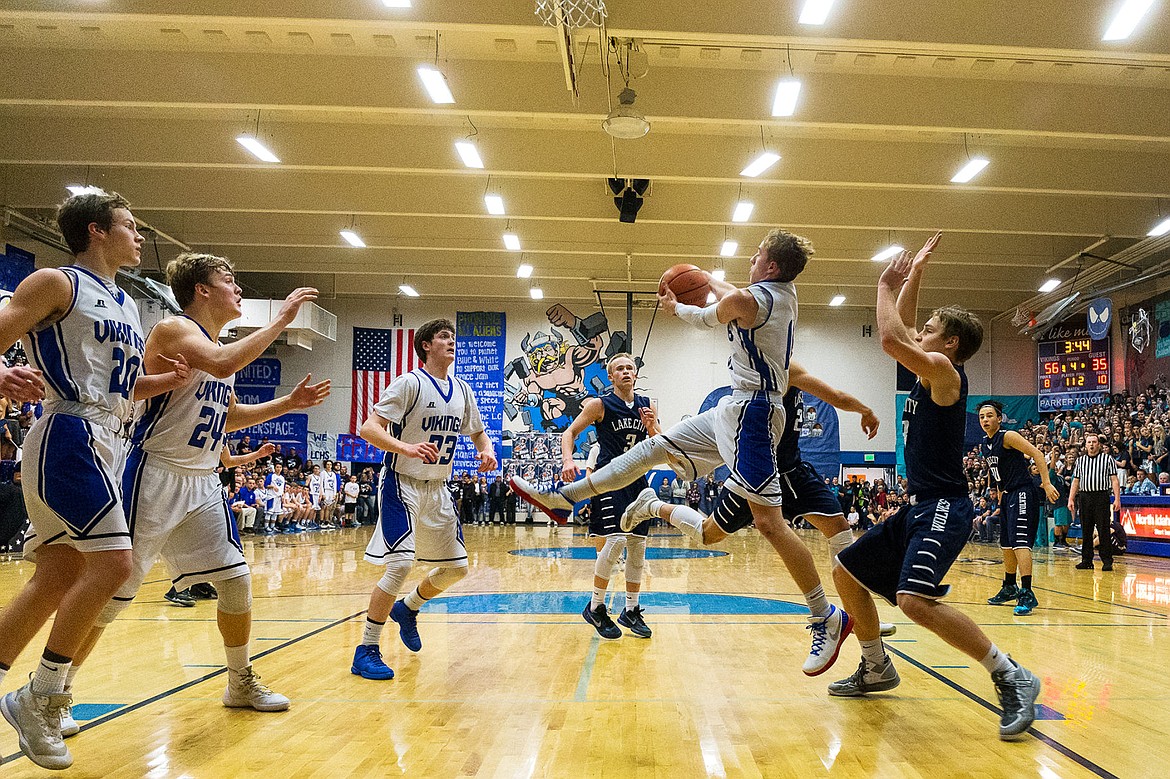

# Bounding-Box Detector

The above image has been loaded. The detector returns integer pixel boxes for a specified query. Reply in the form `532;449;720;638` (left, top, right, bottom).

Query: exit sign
864;453;875;462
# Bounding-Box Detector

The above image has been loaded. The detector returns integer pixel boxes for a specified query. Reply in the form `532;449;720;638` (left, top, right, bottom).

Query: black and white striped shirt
1073;453;1118;492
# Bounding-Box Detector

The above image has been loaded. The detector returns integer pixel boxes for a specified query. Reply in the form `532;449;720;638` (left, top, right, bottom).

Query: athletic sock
827;529;854;559
362;618;385;647
803;584;832;619
590;586;606;609
32;650;72;695
1021;575;1032;591
625;591;639;610
224;643;250;674
665;505;706;544
860;638;886;668
403;586;429;612
64;666;79;692
1004;572;1017;587
980;644;1015;676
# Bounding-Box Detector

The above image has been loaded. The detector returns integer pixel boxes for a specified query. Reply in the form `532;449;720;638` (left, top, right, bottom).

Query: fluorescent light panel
339;230;366;248
871;245;904;263
66;185;102;196
740;152;780;178
829;294;846;307
502;233;521;251
382;0;412;7
720;241;738;257
516;263;533;278
399;284;420;297
1148;217;1170;237
771;78;802;117
1038;279;1061;293
951;157;990;183
417;66;454;104
530;287;544;300
1103;0;1154;40
799;0;835;25
732;201;754;222
236;135;280;163
455;141;484;169
484;194;505;215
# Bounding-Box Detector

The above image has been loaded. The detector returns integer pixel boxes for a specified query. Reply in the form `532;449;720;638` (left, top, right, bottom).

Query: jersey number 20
108;347;141;399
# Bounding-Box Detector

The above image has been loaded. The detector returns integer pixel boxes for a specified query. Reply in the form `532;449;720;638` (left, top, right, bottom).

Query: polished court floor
0;523;1166;778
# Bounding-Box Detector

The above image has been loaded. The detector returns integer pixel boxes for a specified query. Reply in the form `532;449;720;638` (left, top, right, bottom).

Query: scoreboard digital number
1037;337;1110;412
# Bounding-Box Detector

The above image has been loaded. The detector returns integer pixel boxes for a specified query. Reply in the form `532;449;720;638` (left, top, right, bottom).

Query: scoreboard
1037;336;1110;412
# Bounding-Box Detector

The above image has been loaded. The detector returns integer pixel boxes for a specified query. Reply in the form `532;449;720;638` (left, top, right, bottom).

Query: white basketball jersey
725;280;798;393
130;316;234;471
373;368;484;481
23;265;145;423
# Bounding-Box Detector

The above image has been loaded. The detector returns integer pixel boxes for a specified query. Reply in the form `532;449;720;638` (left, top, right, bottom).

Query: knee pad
216;573;254;615
594;536;627;579
377;558;413;597
427;565;467;591
624;535;646;584
95;596;133;627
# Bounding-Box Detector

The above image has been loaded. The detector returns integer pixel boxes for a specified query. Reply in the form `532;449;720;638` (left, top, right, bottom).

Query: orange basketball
660;263;711;306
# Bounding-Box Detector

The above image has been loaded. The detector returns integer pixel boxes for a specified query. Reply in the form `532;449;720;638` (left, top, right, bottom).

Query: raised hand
658;285;679;316
287;374;331;409
276;287;319;325
910;232;942;273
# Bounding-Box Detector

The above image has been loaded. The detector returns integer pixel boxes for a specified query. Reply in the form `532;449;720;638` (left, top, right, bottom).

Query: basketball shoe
351;645;395;680
617;606;652;638
582;603;622;640
1;682;73;769
390;600;422;652
1013;590;1039;616
508;477;571;525
827;657;901;696
620;488;660;533
992;658;1041;739
987;584;1021;605
804;604;853;676
222;667;290;712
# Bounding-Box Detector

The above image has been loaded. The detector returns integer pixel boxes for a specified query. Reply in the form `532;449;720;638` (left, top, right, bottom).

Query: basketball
660;263;711;306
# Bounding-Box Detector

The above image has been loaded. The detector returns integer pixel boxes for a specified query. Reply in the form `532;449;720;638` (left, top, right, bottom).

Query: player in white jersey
512;230;854;676
351;318;497;681
64;252;329;718
0;191;189;770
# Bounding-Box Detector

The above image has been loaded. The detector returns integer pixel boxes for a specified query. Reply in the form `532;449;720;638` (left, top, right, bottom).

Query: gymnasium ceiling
1;1;1168;316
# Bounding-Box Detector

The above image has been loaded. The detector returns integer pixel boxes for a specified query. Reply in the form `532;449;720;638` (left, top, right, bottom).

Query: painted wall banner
1;245;36;293
337;433;383;464
453;312;505;476
230;413;308;458
1086;297;1112;341
799;394;841;479
307;430;337;462
235;357;282;386
1120;497;1170;542
234;386;277;405
1156;298;1170;359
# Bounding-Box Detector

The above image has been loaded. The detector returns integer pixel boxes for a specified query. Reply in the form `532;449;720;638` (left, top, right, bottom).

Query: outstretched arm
225;375;331;431
894;232;940;335
221;442;275;467
788;361;879;439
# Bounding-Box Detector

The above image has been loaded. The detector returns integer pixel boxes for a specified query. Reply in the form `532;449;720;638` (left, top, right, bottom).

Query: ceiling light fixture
455;140;484;169
1148;217;1170;237
502;232;521;251
484;194;505;215
740;151;780;178
951;157;990;183
398;284;420;297
871;245;904;262
720;241;738;258
608;178;650;223
339;230;366;248
382;0;412;7
603;87;651;139
829;294;846;307
732;201;754;222
1103;0;1154;40
530;287;544;300
417;65;454;104
772;78;802;117
236;135;280;163
799;0;836;25
517;263;533;278
1038;279;1061;293
66;185;103;196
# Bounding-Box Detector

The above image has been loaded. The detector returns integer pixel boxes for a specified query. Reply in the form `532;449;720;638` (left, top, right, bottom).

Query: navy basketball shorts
589;480;650;537
836;495;974;605
712;462;841;536
998;486;1040;550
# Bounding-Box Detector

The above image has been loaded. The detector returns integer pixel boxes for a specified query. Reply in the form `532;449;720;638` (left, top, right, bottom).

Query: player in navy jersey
558;353;660;639
0;191;190;769
831;233;1041;740
978;400;1059;616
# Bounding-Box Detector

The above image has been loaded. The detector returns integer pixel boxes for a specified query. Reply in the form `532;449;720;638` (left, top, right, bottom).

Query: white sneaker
0;682;73;770
509;477;572;524
879;622;897;637
620;488;659;532
803;604;854;676
828;656;901;696
59;699;79;738
223;667;290;712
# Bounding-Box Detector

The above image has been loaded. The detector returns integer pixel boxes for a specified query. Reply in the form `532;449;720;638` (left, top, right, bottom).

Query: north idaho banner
453;312;505;476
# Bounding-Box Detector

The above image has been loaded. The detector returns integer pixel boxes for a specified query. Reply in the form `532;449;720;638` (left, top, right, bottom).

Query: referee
1068;433;1121;571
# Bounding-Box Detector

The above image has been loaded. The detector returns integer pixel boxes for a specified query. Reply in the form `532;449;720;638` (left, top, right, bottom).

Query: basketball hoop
1011;306;1034;328
535;0;607;29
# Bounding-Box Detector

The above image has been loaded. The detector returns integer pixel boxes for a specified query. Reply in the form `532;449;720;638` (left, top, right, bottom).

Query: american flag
351;327;417;434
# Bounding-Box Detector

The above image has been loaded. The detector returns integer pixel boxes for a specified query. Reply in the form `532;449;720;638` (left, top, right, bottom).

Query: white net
535;0;607;29
1011;306;1034;328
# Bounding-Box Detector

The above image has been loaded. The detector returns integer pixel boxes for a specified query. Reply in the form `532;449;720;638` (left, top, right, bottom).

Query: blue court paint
886;639;917;643
1034;704;1065;721
575;636;600;702
930;665;970;669
420;591;808;615
69;703;122;721
510;547;726;560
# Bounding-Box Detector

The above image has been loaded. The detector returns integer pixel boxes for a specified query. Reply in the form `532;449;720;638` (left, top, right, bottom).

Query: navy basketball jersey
981;430;1031;492
595;391;651;470
903;366;968;498
775;386;804;472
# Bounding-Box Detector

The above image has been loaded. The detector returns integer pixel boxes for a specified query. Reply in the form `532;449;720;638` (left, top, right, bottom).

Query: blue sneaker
351;645;395;680
582;602;622;640
390;600;422;652
617;605;652;638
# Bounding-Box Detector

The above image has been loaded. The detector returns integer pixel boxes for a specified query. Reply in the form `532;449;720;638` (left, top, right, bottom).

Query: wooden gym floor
0;523;1165;778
